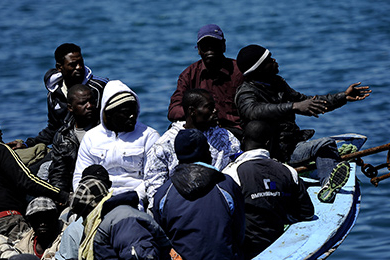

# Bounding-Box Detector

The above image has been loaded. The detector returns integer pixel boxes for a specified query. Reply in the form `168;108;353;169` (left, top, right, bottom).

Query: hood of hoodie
44;66;93;93
100;80;140;131
171;163;225;201
100;190;139;217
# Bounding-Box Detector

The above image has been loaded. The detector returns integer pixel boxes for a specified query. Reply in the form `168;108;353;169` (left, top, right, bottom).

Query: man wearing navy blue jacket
153;129;245;260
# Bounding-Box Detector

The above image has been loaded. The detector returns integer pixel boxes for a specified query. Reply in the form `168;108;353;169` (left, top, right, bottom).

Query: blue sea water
0;0;390;259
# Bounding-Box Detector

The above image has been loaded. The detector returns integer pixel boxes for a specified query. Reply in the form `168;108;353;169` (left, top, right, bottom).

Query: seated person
14;197;66;259
72;80;160;204
56;164;112;260
7;43;108;150
48;84;99;192
235;44;371;203
223;120;314;259
68;165;170;260
168;24;244;139
93;191;171;260
145;88;241;209
0;128;69;242
153;129;245;260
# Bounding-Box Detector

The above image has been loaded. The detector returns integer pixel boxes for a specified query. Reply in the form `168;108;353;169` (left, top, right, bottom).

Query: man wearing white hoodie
72;80;160;205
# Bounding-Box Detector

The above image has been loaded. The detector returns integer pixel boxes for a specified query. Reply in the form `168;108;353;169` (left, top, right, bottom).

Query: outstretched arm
345;82;371;101
293;82;371;117
292;96;327;118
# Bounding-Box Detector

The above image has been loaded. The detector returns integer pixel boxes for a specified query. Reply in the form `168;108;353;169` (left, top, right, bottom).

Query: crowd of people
0;23;371;260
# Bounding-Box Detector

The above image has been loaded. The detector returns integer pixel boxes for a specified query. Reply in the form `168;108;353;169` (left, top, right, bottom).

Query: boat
253;133;367;260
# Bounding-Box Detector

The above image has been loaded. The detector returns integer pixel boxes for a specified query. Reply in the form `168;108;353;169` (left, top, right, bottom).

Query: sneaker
317;161;350;203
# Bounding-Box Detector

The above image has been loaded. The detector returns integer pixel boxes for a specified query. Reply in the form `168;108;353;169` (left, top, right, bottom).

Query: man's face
259;53;279;76
192;94;218;131
197;37;225;69
68;89;96;121
104;102;138;133
28;211;58;238
57;52;85;85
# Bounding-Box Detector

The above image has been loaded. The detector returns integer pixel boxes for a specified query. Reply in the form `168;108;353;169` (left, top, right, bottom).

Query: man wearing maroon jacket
168;24;244;139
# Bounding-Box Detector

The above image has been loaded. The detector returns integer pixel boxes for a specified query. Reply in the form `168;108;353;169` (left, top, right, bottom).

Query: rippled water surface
1;1;390;259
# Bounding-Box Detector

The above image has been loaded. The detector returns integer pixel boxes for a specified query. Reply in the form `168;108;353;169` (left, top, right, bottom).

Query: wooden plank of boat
253;134;366;260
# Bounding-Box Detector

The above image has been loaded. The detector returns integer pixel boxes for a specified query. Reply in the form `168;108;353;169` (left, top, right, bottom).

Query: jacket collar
46;66;93;93
235;148;270;163
199;56;230;80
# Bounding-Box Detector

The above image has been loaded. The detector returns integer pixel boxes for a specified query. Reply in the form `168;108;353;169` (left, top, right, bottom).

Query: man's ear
240;136;246;151
67;103;73;113
56;62;63;72
188;106;196;116
102;111;110;130
222;40;226;53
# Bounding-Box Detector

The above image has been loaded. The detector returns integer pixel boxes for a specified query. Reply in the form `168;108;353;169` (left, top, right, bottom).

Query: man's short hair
67;84;91;104
244;120;273;147
55;43;81;64
182;89;211;116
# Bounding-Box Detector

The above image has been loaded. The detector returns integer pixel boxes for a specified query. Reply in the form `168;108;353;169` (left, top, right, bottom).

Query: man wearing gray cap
0;128;69;242
14;197;65;259
168;24;244;139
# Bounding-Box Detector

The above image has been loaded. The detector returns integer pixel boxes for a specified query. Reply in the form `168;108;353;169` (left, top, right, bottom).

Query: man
14;197;65;259
93;190;171;260
0;127;69;241
65;165;170;260
56;164;112;260
145;88;241;209
72;80;160;204
48;84;99;192
234;44;371;203
8;43;108;149
222;120;314;259
168;24;244;139
153;129;245;260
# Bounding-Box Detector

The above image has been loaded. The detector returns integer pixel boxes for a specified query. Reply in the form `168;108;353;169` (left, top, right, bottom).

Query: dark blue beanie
174;129;211;164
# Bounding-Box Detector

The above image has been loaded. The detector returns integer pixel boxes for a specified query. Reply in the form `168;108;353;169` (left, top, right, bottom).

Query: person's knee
317;138;339;159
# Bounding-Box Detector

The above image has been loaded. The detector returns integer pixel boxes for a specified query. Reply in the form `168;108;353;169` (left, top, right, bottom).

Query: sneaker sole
318;162;350;203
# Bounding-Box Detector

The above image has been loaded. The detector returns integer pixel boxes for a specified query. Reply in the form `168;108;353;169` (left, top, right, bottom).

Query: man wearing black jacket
48;84;99;192
8;43;108;149
223;120;314;259
235;44;371;203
